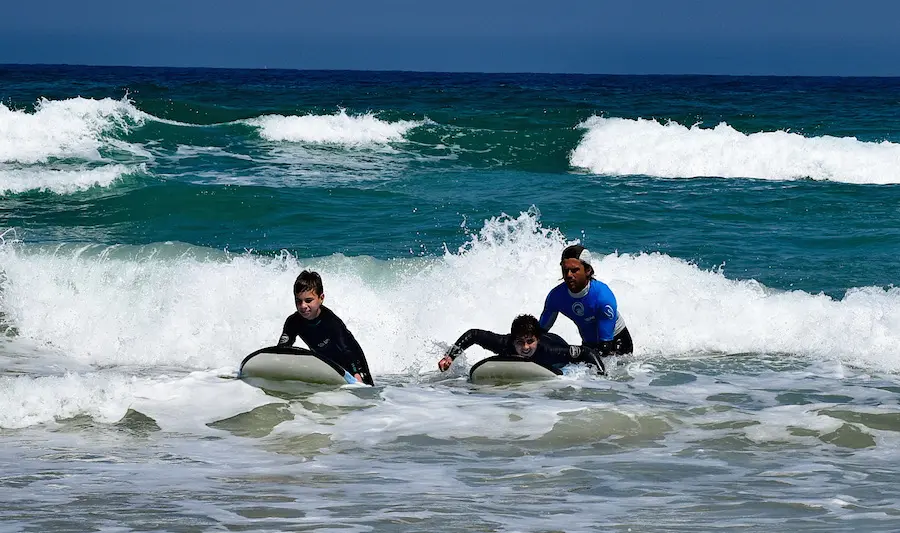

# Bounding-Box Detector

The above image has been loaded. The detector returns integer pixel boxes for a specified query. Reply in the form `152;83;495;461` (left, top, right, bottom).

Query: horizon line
3;61;899;79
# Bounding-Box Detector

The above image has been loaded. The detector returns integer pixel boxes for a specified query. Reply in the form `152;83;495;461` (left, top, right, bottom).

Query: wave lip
245;109;422;145
0;164;143;195
570;117;900;184
0;97;150;164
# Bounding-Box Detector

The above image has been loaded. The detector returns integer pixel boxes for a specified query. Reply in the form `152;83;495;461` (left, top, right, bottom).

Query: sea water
2;66;900;531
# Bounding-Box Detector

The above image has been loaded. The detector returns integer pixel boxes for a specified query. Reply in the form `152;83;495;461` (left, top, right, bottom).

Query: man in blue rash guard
437;314;605;374
539;244;633;358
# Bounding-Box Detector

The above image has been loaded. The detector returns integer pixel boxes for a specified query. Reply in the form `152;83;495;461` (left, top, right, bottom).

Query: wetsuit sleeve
535;333;574;361
332;320;374;386
277;315;296;346
594;284;618;342
448;329;509;359
538;291;559;333
534;334;606;374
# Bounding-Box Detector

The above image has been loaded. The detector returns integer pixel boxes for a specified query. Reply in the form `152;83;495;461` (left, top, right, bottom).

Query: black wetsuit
586;328;634;358
278;306;374;385
446;329;604;374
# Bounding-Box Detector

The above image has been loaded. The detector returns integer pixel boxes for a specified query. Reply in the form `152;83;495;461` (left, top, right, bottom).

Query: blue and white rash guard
539;279;626;344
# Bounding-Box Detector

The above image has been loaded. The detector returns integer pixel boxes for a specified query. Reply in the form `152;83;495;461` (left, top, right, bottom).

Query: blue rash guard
539;279;624;344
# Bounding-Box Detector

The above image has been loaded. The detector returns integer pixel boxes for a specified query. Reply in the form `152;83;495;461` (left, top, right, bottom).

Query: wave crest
246;109;422;145
0;97;150;164
570;117;900;184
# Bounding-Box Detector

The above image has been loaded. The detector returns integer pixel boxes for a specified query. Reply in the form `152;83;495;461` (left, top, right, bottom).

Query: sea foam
2;211;899;376
0;164;143;195
571;117;900;184
0;97;149;164
246;109;422;145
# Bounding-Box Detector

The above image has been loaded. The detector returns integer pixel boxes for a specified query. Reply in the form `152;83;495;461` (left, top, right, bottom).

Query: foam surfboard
239;346;357;386
468;355;562;384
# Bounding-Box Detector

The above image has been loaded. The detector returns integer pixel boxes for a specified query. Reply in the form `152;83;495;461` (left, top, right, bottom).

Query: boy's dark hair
510;314;541;339
293;270;324;296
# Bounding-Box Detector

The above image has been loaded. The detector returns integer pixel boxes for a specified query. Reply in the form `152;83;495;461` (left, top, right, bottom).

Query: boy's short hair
510;314;541;339
293;270;324;296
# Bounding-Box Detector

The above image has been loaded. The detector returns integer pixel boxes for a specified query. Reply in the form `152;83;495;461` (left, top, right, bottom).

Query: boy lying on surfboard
437;314;604;375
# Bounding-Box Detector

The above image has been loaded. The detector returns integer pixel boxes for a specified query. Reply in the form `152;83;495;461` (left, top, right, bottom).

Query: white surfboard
239;346;355;386
468;355;562;384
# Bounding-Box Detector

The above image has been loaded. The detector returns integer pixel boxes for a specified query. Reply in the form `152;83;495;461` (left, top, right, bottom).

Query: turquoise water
2;65;900;531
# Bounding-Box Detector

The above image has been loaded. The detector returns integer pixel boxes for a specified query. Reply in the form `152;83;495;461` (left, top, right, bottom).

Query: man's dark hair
293;270;324;296
510;314;541;339
560;244;595;278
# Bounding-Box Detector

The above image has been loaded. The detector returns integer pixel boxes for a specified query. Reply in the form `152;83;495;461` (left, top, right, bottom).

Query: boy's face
295;289;324;320
513;335;539;357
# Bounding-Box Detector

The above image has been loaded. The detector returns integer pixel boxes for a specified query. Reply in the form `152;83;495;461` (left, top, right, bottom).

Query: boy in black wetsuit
278;270;374;385
437;314;604;374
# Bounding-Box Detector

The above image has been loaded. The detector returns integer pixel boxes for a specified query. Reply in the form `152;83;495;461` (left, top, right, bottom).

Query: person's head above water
293;270;325;320
510;314;541;357
560;244;594;293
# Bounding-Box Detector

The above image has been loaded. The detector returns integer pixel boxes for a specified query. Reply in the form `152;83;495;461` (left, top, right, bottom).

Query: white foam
0;164;143;195
172;145;254;161
127;370;280;433
0;369;276;430
2;210;900;376
0;97;150;164
246;110;422;145
571;117;900;184
271;386;582;445
744;404;846;444
187;143;405;186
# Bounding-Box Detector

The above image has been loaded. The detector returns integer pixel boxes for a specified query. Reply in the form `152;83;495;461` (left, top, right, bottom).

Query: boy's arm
536;333;575;362
536;334;605;374
277;315;296;346
439;329;507;372
346;334;373;385
446;329;507;359
332;319;374;386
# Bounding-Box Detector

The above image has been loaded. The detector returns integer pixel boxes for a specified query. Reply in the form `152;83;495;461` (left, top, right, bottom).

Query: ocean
2;64;900;531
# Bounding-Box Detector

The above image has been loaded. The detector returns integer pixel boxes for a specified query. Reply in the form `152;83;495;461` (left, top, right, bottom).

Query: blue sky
1;0;898;75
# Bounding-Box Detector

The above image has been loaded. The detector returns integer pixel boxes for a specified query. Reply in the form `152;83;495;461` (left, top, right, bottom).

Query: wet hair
560;244;594;278
510;314;541;339
293;270;324;296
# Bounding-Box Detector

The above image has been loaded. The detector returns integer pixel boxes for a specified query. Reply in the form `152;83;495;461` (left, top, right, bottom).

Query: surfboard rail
239;345;355;385
468;355;562;384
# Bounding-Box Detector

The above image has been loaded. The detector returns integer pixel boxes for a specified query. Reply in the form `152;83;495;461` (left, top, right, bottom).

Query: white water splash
571;116;900;184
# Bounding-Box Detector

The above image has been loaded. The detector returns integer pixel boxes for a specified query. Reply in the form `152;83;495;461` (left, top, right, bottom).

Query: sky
1;0;899;76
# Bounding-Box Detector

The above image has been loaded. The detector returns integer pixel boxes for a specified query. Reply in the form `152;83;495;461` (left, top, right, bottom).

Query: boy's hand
568;345;583;360
438;355;453;372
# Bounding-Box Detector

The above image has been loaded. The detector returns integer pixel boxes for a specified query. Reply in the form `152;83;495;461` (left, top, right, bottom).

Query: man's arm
538;291;559;334
596;286;619;342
